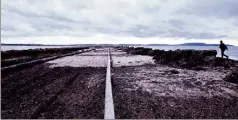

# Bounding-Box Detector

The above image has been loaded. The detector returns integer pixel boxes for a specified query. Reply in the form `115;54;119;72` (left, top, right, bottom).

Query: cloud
178;0;238;18
1;0;238;45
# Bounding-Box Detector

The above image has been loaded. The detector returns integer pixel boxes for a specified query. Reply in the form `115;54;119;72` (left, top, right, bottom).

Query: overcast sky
1;0;238;45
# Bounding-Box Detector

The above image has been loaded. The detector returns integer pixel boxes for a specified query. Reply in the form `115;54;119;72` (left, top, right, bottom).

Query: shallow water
1;45;74;51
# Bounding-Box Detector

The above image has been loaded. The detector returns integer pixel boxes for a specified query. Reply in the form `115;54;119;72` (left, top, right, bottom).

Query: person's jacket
219;43;228;50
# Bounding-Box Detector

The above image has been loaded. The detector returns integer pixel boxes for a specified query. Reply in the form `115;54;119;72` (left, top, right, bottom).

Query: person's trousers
221;50;228;58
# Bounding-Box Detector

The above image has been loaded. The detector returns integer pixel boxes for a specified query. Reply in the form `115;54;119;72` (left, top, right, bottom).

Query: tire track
30;72;80;119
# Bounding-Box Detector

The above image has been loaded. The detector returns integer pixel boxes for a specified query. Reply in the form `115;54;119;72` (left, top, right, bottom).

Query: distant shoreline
1;44;74;46
1;42;235;46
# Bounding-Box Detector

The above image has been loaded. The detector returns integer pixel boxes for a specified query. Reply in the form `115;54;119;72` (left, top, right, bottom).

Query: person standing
219;40;229;59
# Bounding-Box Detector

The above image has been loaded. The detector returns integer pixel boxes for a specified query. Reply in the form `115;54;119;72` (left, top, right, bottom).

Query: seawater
1;45;73;51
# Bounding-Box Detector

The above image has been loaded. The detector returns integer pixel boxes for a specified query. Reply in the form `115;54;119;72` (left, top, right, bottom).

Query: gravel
1;48;108;119
112;65;238;119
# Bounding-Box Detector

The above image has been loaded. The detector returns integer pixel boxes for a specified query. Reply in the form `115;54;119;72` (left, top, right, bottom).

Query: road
1;47;238;119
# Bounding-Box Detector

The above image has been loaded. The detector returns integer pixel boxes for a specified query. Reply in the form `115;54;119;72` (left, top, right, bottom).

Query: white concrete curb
104;48;115;119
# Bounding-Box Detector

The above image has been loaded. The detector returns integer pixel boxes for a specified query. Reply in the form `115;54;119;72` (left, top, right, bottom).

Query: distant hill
179;43;233;46
119;43;234;46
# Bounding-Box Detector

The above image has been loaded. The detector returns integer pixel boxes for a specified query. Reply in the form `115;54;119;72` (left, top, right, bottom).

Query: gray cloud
1;0;238;44
168;29;228;39
178;0;238;18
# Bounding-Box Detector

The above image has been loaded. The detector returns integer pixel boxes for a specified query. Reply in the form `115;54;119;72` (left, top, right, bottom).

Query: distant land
1;43;73;46
1;43;235;46
141;43;234;46
1;43;115;46
178;43;234;46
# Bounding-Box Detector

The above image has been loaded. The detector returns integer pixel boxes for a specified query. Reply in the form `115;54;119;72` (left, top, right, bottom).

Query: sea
1;45;73;51
1;45;238;60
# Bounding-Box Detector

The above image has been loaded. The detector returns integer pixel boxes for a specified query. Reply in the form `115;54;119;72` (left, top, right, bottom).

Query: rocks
169;69;180;74
224;67;238;84
125;47;238;69
213;57;237;68
126;47;152;55
152;49;217;68
148;49;165;56
191;67;207;71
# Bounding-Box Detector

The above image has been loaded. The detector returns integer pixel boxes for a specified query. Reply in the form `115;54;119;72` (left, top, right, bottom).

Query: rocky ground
112;48;238;119
112;65;238;119
1;47;89;67
1;46;238;119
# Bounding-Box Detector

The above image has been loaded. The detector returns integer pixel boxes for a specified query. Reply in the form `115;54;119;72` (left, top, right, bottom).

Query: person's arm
225;45;228;50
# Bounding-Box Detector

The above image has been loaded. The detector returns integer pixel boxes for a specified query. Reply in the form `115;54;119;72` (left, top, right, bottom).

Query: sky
1;0;238;45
